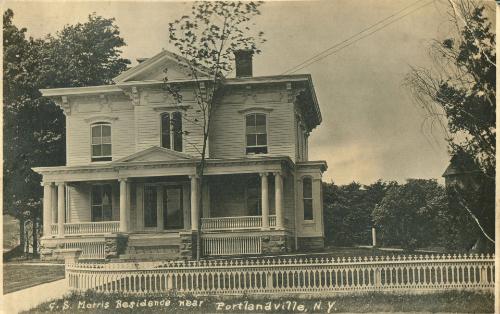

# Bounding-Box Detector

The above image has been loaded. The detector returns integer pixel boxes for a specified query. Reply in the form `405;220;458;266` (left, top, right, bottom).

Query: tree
3;9;130;255
372;179;447;251
404;0;495;248
164;1;265;259
323;180;392;247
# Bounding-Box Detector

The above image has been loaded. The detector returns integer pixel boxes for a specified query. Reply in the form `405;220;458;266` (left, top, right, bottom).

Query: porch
36;155;296;260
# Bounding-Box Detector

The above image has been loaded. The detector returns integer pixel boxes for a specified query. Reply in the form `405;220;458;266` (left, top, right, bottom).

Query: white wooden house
34;50;327;260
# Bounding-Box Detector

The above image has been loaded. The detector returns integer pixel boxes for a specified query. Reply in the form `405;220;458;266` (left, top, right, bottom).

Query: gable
113;50;211;83
113;146;194;163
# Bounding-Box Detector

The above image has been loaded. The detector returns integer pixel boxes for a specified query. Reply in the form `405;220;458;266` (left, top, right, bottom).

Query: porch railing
64;239;106;260
50;221;120;235
201;215;276;231
203;235;262;256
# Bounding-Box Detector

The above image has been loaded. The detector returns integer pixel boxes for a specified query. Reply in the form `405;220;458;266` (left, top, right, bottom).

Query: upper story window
161;112;183;152
246;113;267;154
91;184;112;222
303;177;313;220
91;123;112;162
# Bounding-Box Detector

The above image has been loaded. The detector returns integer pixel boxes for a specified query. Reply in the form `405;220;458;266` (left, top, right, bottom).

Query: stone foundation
297;237;324;251
180;232;194;260
40;238;64;261
262;234;287;254
105;234;128;260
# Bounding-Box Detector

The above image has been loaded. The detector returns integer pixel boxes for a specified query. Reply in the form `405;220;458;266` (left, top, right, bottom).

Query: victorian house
34;50;327;260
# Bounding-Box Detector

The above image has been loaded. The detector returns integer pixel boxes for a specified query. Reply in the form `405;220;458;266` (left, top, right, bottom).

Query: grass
23;290;493;313
3;262;65;294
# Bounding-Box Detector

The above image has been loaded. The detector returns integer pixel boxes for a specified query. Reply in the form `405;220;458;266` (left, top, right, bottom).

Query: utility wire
282;0;435;74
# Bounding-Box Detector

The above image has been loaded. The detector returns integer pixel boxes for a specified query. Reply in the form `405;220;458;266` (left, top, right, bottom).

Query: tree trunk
19;215;25;255
32;217;38;256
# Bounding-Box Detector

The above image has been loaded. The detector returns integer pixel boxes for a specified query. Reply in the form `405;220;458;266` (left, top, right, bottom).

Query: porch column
57;182;65;238
119;178;129;232
190;175;199;231
274;172;284;229
42;182;53;237
51;184;58;223
260;172;269;230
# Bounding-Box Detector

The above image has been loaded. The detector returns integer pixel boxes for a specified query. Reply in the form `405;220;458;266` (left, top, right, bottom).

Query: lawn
3;262;65;294
24;290;493;313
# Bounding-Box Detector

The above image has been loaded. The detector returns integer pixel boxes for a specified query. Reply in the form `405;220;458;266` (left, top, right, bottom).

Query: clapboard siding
66;95;135;166
69;184;90;222
65;85;303;165
209;86;296;160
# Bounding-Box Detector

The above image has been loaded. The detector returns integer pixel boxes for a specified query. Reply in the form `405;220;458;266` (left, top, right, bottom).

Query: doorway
163;186;184;229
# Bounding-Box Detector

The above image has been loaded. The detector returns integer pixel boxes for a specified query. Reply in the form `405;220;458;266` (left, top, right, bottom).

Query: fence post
372;227;377;247
56;248;82;290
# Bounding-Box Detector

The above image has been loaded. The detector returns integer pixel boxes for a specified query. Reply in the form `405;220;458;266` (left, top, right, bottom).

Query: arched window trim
160;111;183;152
244;112;269;155
90;122;112;162
302;175;314;221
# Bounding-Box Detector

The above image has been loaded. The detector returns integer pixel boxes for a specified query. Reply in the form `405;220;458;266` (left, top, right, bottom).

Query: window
303;177;313;220
246;113;267;154
91;184;112;222
91;123;112;162
161;112;183;152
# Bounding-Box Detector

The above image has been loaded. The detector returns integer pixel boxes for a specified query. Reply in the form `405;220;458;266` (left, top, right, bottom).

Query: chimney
234;49;254;77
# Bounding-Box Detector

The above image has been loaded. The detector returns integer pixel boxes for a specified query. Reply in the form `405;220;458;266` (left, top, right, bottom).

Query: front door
143;185;158;229
163;186;184;229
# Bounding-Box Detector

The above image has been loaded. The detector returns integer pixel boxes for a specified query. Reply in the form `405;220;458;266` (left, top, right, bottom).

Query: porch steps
120;233;182;261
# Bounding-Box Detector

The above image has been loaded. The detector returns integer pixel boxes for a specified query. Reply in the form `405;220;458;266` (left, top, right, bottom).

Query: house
33;50;327;261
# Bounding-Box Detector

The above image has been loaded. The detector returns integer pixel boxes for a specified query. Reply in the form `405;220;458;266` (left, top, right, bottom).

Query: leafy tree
165;1;265;259
3;9;130;255
404;0;495;247
323;180;392;247
372;179;447;251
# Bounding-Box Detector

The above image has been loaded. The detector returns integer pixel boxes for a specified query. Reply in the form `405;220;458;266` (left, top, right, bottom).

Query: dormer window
91;123;112;162
161;112;183;152
246;113;267;154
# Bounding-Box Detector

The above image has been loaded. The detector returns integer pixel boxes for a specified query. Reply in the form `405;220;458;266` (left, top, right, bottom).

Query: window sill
90;160;113;164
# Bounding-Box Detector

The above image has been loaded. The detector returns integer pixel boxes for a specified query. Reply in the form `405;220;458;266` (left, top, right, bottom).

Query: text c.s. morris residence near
33;49;327;261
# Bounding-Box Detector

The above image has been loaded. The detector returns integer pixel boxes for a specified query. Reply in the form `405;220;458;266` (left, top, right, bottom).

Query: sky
6;0;489;184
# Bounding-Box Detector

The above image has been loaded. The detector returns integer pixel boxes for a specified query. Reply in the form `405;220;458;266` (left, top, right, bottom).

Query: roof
39;49;322;128
113;50;212;83
442;152;481;177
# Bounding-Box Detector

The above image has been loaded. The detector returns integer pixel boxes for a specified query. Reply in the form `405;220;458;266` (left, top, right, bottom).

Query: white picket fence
66;253;494;295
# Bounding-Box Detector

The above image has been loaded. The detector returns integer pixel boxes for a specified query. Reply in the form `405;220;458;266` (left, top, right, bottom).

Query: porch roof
32;154;295;182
